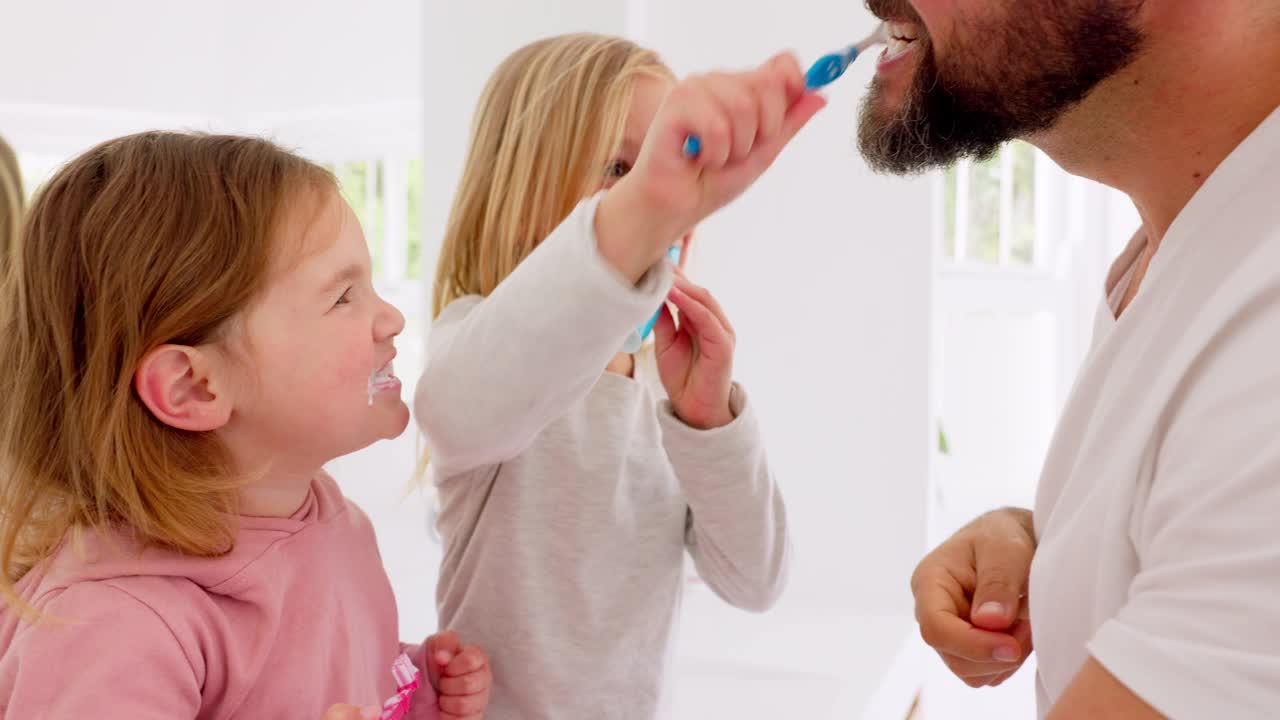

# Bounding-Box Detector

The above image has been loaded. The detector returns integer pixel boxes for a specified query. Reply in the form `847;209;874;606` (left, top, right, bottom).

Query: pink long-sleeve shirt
0;472;438;719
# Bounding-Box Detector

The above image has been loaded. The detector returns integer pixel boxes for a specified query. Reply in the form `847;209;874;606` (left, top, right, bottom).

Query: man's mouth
884;21;922;61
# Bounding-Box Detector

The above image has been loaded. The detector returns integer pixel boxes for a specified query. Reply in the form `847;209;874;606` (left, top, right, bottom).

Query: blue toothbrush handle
682;46;861;158
620;245;684;353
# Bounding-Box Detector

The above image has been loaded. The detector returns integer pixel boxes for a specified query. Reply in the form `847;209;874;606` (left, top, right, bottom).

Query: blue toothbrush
683;25;886;158
621;244;683;354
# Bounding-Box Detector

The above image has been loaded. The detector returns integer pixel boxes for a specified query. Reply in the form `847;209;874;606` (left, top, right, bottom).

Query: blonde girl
417;34;824;718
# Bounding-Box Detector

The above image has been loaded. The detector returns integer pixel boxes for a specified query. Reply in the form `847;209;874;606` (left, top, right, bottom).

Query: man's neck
1033;1;1280;249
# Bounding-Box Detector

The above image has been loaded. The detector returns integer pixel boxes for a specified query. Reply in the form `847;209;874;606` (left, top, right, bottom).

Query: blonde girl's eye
606;159;632;179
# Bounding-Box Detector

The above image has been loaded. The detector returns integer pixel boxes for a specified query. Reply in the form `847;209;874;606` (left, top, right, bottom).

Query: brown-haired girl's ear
133;345;233;432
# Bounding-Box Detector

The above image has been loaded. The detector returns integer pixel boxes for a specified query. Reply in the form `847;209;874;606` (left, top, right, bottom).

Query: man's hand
911;507;1037;686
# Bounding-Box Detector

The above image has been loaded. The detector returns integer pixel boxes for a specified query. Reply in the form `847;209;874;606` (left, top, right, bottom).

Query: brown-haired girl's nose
375;296;406;340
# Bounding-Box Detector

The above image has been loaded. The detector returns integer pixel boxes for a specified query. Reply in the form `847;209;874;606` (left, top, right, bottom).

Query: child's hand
654;269;736;430
425;630;492;720
597;52;825;282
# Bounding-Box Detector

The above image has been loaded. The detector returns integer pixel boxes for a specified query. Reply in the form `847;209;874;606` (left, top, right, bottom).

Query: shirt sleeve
2;582;202;718
661;384;790;611
414;193;674;478
1087;296;1280;719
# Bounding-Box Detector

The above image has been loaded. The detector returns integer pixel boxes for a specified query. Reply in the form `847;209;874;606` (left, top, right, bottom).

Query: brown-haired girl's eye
606;160;632;179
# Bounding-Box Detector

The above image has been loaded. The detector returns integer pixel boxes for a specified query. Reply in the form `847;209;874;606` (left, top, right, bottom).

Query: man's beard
858;0;1145;175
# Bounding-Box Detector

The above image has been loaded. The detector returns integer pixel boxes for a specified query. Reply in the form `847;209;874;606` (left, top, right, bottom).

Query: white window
932;143;1062;541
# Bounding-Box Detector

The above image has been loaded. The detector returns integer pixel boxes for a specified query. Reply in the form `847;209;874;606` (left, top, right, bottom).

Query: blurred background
0;1;1141;717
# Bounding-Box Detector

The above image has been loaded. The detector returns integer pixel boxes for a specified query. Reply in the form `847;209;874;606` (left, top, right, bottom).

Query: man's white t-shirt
1030;104;1280;719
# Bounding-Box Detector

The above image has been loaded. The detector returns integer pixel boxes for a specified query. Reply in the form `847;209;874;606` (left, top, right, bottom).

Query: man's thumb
970;567;1026;632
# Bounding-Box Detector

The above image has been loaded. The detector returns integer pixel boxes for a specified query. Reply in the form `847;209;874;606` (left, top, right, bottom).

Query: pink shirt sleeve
3;582;201;718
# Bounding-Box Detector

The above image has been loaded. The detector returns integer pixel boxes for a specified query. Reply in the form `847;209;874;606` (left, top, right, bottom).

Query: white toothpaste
367;361;397;406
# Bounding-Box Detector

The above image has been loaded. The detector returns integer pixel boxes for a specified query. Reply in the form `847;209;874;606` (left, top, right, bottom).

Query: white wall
642;0;932;620
0;0;422;158
2;1;228;116
420;0;630;275
640;4;933;715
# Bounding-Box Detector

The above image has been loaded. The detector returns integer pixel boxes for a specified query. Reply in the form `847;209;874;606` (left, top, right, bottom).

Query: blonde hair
0;135;22;285
0;132;334;612
431;33;672;317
